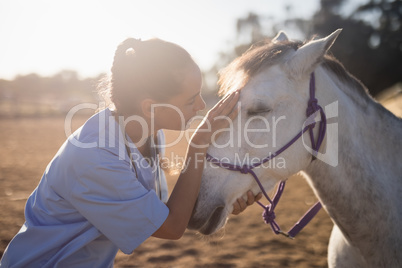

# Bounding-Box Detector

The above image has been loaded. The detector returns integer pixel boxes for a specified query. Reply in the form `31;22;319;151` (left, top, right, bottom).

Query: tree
211;0;402;97
310;0;402;96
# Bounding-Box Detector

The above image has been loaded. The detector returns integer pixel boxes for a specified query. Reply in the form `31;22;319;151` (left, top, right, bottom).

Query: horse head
188;29;342;235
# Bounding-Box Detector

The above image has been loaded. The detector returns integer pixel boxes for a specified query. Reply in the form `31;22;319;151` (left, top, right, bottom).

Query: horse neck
304;67;402;260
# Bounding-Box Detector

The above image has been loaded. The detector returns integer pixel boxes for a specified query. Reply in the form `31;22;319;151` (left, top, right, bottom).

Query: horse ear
272;31;289;43
285;29;342;78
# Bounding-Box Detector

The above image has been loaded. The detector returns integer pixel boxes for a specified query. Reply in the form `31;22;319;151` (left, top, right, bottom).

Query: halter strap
306;72;327;160
206;72;326;238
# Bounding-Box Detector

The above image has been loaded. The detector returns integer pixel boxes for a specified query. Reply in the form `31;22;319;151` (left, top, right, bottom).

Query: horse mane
218;38;372;104
218;40;302;96
321;55;372;102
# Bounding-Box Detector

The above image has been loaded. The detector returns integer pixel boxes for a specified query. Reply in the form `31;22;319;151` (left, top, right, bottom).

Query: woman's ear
141;98;157;119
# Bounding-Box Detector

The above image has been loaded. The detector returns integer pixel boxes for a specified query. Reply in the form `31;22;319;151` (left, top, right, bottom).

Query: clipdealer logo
64;100;339;167
302;101;338;167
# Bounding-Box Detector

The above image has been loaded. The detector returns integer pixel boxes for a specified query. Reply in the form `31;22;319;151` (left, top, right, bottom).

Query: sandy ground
0;115;334;267
1;84;400;268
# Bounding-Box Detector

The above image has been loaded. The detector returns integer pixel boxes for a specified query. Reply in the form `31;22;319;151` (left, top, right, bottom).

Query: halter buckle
278;230;294;240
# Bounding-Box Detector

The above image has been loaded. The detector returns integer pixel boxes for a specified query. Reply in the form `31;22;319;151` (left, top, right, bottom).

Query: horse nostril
201;206;225;235
187;204;226;234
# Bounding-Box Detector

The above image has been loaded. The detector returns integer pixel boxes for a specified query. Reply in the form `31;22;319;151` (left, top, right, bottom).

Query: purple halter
206;72;326;238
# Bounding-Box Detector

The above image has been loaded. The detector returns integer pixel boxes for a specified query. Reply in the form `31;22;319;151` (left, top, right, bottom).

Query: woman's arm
153;90;243;239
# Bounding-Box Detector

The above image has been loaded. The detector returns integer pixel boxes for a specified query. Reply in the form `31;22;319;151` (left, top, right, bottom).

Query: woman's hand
231;191;263;215
191;90;240;147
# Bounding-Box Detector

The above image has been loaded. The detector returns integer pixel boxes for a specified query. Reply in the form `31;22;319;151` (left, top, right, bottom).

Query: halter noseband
206;72;326;239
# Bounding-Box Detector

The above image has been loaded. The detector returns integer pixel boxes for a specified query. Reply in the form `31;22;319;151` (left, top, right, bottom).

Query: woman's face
153;64;206;131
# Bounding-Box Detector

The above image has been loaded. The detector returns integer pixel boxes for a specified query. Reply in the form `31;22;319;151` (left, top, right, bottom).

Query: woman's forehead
182;64;202;94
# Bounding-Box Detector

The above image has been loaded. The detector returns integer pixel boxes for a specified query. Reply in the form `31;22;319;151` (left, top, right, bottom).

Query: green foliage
311;0;402;96
211;0;402;97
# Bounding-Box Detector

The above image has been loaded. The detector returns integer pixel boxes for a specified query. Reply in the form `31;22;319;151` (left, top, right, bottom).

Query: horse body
304;66;402;267
188;30;402;266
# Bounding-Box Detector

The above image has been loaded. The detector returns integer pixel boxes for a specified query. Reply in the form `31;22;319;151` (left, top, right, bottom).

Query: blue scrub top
0;108;169;268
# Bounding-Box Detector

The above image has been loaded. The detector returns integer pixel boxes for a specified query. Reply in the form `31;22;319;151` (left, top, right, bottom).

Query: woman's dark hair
101;38;196;115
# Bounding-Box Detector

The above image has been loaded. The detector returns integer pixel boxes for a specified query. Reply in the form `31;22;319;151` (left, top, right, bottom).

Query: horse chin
188;206;228;235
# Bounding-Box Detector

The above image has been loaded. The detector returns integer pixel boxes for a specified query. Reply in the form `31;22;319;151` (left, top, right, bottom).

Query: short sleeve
67;148;169;254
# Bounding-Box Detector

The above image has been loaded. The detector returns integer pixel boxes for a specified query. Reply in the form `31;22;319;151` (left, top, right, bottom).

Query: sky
0;0;324;80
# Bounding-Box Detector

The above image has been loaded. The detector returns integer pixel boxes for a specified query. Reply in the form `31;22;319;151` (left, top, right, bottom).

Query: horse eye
247;108;271;116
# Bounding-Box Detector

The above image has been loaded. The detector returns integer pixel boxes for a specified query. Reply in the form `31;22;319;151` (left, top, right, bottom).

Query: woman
0;38;261;267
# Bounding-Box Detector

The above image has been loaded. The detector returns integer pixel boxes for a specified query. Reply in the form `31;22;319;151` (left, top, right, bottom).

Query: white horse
188;30;402;267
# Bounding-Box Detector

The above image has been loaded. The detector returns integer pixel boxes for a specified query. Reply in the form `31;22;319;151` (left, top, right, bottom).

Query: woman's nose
194;95;206;112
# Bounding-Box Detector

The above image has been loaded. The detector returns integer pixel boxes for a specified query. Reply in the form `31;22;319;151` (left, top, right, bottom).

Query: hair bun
125;47;136;56
114;38;141;58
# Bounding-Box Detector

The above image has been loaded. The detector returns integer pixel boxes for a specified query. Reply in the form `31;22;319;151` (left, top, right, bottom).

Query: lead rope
236;167;322;239
253;173;322;239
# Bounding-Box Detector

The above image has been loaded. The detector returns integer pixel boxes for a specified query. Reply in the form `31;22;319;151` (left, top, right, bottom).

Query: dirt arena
0;114;333;267
2;88;401;267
